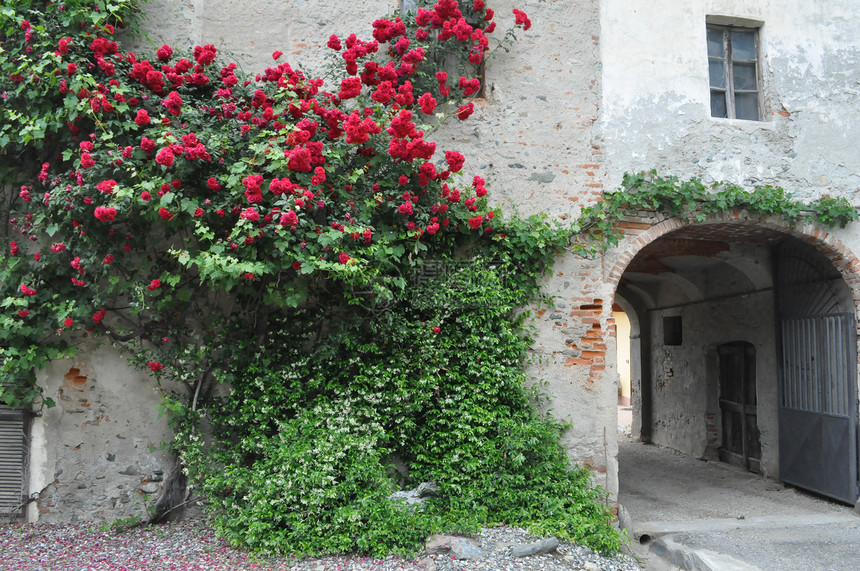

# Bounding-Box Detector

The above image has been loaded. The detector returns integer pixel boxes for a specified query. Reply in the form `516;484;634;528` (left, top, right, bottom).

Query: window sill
708;116;774;130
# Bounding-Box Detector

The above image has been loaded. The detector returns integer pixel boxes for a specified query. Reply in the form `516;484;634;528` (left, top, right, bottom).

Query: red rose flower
468;216;483;229
147;279;161;290
155;147;175;167
156;44;173;61
134;109;150;126
158;207;173;220
338;252;351;264
18;310;30;318
513;9;532;30
96;179;118;194
93;309;106;324
63;318;74;328
240;207;259;221
456;102;475;121
94;206;117;221
20;284;37;296
445;151;465;173
147;361;165;371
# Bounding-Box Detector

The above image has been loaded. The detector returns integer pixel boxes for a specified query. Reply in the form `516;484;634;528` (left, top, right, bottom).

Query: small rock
425;534;485;560
584;562;601;571
139;482;160;494
510;537;559;557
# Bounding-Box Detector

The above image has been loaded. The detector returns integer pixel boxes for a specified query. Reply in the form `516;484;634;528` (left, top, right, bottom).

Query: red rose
445;151;465;173
134;109;150;126
147;361;165;371
94;206;117;221
513;9;532;30
158;207;173;220
272;51;283;60
155;147;174;167
93;309;106;324
240;207;259;221
103;254;114;264
20;284;36;296
96;179;118;194
147;279;161;290
63;318;74;327
338;252;351;264
468;216;483;230
18;310;30;318
456;102;475;121
156;44;173;61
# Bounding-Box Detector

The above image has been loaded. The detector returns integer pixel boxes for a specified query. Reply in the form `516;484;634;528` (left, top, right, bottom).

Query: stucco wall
600;0;860;203
28;341;177;522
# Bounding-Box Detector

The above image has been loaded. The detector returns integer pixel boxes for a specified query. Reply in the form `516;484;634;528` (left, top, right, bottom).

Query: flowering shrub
0;0;621;556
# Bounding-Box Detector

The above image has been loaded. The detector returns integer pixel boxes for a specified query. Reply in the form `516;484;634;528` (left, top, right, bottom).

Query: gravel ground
0;519;642;571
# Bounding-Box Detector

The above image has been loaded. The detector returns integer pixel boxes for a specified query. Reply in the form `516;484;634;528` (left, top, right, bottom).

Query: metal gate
776;241;859;504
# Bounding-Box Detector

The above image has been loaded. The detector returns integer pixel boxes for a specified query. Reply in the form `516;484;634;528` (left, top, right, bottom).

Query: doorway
718;341;761;472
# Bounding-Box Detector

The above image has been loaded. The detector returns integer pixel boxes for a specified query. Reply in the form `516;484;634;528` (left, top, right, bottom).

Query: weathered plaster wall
601;0;860;203
648;291;778;477
27;341;176;522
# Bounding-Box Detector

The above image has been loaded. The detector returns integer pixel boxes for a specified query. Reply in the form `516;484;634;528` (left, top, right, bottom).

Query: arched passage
608;213;860;504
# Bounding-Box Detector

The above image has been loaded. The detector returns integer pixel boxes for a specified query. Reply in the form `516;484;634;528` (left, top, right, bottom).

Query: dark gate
776;240;858;504
719;342;761;472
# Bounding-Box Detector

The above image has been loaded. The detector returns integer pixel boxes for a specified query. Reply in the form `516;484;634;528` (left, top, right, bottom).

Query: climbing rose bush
0;0;622;557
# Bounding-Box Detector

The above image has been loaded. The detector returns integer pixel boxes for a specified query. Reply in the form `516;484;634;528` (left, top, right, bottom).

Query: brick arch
604;211;860;312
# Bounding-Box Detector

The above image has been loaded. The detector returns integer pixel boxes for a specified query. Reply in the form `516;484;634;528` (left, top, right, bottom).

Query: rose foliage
0;0;621;556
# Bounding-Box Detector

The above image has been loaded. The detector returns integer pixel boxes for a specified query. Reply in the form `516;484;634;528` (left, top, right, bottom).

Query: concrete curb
618;503;762;571
650;536;762;571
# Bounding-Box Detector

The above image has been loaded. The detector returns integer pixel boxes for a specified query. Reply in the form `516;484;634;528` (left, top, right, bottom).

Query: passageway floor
618;438;860;570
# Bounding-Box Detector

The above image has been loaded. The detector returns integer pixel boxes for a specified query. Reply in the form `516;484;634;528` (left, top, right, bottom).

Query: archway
610;215;860;503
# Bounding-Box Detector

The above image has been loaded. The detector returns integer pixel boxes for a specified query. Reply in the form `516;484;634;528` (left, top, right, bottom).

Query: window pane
710;91;728;118
709;59;726;88
707;28;725;57
733;62;757;90
732;30;756;60
734;92;759;120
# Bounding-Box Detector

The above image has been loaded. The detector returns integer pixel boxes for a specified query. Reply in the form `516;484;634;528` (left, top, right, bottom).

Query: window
663;316;682;346
707;24;761;121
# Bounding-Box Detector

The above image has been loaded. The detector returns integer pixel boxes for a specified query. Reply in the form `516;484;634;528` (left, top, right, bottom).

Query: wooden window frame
707;23;762;121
